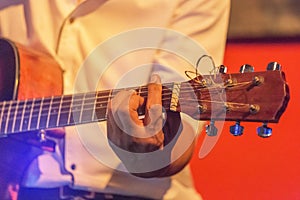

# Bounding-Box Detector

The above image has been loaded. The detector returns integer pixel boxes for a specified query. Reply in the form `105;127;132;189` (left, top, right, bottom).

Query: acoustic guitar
0;38;290;199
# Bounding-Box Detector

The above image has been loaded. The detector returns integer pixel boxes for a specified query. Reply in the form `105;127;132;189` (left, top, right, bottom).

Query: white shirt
0;0;230;199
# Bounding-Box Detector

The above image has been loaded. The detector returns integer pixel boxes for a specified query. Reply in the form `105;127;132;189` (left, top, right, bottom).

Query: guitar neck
0;70;290;136
0;83;174;136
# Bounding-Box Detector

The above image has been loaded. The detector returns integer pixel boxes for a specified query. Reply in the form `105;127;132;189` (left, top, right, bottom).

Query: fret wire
19;99;27;132
104;89;112;119
67;95;72;125
57;95;71;126
46;97;57;128
30;99;42;131
27;99;35;131
56;96;63;127
79;93;86;123
0;101;6;133
36;97;44;129
70;94;84;124
91;92;98;122
4;101;12;134
46;96;53;128
11;101;19;132
81;92;95;123
22;100;32;132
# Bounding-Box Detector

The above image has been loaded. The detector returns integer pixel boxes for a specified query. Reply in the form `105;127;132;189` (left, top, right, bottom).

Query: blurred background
190;0;300;199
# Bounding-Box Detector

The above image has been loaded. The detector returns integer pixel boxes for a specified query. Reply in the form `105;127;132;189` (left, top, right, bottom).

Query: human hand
107;74;165;153
107;75;190;177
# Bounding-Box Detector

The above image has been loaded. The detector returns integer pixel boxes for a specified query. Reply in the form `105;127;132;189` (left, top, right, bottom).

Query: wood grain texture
16;43;63;100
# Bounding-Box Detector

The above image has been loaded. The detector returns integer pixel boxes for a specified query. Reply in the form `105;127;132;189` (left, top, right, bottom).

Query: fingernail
150;74;161;84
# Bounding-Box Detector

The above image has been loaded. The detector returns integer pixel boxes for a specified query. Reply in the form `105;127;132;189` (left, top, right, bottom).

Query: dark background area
228;0;300;39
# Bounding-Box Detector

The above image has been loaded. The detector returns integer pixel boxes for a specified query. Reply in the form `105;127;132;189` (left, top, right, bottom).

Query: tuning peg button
230;121;244;136
240;64;254;73
257;122;272;138
219;65;227;74
37;130;56;152
206;121;218;136
267;62;281;71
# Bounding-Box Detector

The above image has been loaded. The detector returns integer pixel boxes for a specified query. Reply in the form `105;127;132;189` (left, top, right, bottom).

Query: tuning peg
257;122;272;138
219;65;227;74
206;120;218;136
230;121;244;136
38;129;56;152
267;61;281;71
40;139;56;152
240;64;254;73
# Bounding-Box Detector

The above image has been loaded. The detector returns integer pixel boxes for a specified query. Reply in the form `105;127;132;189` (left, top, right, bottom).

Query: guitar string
0;81;254;129
0;79;253;109
0;86;249;118
0;97;252;126
0;100;253;133
0;84;253;117
0;101;250;132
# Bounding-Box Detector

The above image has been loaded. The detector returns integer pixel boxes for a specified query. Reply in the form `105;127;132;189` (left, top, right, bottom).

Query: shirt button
70;164;76;170
69;17;75;24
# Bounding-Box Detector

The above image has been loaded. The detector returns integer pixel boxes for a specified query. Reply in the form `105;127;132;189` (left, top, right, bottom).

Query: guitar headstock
177;62;290;137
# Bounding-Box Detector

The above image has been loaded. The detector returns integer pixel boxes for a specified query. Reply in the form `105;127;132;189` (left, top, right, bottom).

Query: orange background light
191;40;300;200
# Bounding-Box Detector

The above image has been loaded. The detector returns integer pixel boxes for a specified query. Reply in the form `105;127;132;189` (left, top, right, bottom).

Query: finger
147;74;162;107
109;90;134;130
145;74;162;126
129;93;144;126
110;90;144;132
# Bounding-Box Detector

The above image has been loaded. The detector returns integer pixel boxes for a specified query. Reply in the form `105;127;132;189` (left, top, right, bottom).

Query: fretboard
0;83;174;136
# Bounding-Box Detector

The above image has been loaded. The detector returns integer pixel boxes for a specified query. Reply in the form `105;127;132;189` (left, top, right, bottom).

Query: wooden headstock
175;64;289;137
